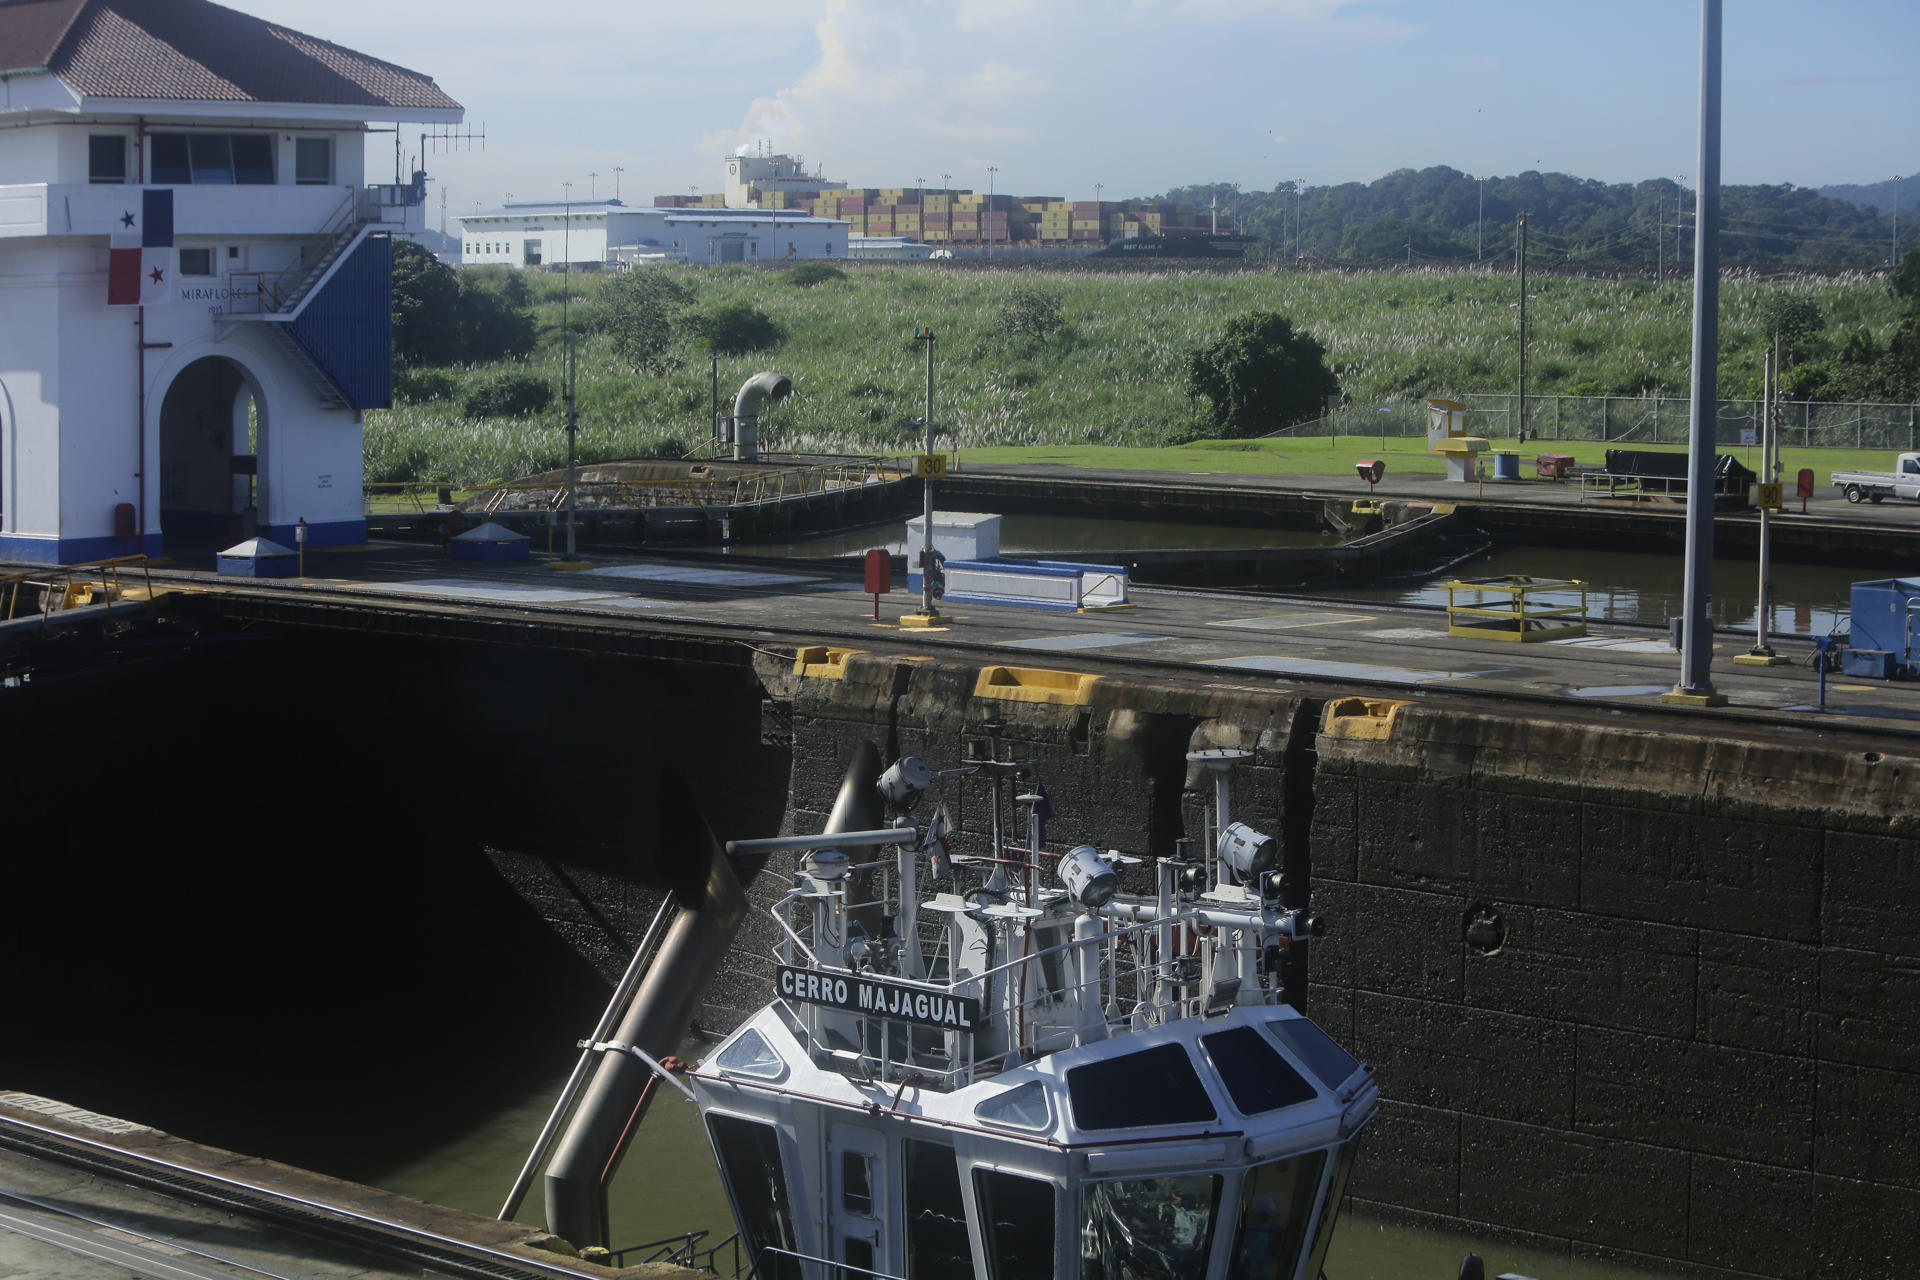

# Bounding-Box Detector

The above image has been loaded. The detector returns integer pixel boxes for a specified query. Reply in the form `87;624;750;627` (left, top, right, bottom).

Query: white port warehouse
458;201;848;267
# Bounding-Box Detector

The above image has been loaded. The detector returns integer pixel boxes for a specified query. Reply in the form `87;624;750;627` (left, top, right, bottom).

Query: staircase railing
227;187;362;316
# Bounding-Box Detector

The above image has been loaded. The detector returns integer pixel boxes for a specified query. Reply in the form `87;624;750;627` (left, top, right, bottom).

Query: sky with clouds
227;0;1915;213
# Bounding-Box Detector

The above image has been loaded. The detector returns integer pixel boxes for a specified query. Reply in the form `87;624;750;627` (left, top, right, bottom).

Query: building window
179;248;215;276
89;135;127;184
150;133;275;185
295;137;332;185
524;239;542;266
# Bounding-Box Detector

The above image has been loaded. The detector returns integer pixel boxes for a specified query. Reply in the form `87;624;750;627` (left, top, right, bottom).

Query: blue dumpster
1492;450;1521;481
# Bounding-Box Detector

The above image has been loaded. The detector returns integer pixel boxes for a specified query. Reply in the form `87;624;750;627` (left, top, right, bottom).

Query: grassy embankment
367;265;1903;486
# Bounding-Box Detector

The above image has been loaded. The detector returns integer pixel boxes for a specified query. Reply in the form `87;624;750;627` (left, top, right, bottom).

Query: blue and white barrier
910;557;1131;611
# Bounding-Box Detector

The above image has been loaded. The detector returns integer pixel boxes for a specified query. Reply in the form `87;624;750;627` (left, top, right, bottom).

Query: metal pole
1751;344;1775;658
1517;212;1527;440
914;328;937;619
1673;0;1723;702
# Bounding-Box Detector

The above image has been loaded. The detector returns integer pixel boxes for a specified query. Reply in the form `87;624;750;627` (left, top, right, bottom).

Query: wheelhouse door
830;1122;888;1279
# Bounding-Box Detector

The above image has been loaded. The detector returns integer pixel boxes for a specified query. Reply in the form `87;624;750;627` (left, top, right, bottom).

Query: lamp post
589;171;597;200
987;166;998;251
1475;175;1485;260
1294;178;1307;257
1892;174;1903;268
612;166;623;201
1674;174;1687;274
561;181;580;562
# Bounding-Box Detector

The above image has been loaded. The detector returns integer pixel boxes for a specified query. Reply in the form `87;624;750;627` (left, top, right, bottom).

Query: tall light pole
561;180;581;563
987;166;998;251
1892;174;1903;268
612;166;623;201
1674;175;1688;275
1294;178;1307;257
1475;175;1486;260
589;170;597;200
1669;0;1724;706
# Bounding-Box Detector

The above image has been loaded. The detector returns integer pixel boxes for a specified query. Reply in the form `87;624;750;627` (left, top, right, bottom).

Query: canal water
731;513;1875;639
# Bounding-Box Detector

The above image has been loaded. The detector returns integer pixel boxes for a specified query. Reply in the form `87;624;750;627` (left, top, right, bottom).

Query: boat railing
611;1227;742;1274
770;851;1293;1089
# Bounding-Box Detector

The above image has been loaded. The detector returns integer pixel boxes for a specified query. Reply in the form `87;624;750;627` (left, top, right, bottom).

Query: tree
997;285;1065;343
390;241;537;366
599;267;695;372
1756;292;1823;367
687;302;782;357
1183;312;1339;439
391;239;463;366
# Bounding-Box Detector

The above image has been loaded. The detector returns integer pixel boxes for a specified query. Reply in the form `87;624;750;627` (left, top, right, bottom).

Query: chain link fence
1277;395;1920;451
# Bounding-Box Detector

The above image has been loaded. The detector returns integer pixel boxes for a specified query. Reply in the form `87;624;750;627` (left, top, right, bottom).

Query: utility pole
1517;212;1528;440
612;166;623;201
1294;178;1306;257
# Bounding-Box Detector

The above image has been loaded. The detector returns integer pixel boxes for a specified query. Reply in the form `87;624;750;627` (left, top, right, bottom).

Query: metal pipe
543;847;749;1250
1676;0;1723;699
731;371;791;462
726;827;916;855
497;895;679;1221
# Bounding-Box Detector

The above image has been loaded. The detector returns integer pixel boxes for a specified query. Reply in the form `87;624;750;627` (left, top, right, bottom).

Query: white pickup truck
1832;452;1920;503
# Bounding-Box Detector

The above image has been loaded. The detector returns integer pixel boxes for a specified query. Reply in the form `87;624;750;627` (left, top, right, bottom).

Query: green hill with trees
1161;166;1904;267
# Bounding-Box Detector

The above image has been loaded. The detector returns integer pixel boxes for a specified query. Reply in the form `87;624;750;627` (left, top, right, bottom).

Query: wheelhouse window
903;1139;972;1280
1203;1026;1318;1115
1067;1043;1217;1131
1266;1017;1362;1091
1226;1152;1325;1280
1302;1142;1360;1280
1082;1174;1222;1280
149;133;275;185
294;137;332;185
707;1115;801;1280
89;135;127;184
973;1169;1054;1280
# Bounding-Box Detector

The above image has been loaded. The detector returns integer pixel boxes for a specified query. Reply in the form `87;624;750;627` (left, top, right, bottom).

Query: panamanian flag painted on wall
107;189;173;307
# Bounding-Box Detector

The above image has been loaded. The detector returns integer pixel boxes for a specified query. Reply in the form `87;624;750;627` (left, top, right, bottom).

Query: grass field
951;435;1903;480
367;264;1907;486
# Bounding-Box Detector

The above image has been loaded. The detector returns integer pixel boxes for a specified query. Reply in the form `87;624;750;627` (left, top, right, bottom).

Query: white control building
459;202;849;268
0;0;461;563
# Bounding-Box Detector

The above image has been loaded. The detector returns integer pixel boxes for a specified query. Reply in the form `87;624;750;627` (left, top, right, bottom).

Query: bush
998;285;1065;343
461;372;552;419
784;261;847;288
688;302;783;357
394;367;459;403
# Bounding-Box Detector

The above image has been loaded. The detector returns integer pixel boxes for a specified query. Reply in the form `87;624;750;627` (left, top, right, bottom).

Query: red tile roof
0;0;461;111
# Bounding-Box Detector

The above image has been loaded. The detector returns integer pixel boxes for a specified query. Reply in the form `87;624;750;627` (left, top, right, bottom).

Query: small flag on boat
922;802;954;881
108;188;174;307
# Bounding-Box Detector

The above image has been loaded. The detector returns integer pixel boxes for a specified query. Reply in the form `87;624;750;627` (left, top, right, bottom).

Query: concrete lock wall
756;652;1920;1280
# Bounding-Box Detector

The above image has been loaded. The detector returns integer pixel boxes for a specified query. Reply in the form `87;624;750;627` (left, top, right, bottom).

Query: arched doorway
159;356;266;545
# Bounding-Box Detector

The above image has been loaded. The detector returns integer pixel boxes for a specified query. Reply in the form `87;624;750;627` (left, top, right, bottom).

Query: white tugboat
681;729;1378;1280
